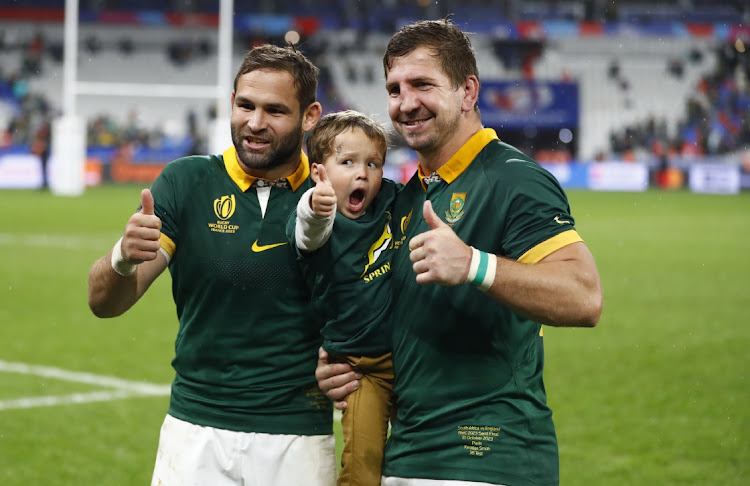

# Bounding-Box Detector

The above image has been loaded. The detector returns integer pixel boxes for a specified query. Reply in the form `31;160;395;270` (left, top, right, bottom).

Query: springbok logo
445;193;466;225
360;212;393;278
214;195;236;220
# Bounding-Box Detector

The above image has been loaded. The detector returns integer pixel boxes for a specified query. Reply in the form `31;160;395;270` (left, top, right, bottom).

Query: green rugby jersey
287;179;398;357
149;146;332;435
384;129;583;485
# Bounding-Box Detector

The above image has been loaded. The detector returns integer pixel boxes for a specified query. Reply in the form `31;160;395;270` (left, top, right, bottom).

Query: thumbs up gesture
408;200;473;286
310;163;337;218
120;189;163;264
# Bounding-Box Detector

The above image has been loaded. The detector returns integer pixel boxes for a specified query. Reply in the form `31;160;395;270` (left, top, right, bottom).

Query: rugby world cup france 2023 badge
209;194;239;234
214;194;236;220
445;193;466;225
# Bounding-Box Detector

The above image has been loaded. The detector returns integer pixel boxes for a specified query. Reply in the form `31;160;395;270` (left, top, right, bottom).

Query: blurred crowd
0;26;357;162
0;32;56;154
1;2;749;163
70;0;749;25
0;27;216;156
607;42;750;161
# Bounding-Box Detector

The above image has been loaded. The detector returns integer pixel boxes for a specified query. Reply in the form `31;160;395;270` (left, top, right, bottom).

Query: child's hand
311;164;336;218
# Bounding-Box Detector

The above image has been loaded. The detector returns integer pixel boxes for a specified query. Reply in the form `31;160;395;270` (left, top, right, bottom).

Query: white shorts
381;477;506;486
150;414;337;486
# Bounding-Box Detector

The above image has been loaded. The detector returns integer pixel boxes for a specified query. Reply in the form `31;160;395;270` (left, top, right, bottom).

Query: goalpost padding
50;114;86;196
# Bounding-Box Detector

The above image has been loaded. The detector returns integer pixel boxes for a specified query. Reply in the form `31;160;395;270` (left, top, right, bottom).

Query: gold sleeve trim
518;230;582;264
160;233;176;258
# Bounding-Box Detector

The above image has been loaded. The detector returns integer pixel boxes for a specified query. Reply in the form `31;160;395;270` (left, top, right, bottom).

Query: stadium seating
0;2;744;164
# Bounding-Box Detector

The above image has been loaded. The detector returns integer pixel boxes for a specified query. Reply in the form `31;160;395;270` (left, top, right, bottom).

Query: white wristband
464;247;481;284
464;246;497;292
111;237;137;277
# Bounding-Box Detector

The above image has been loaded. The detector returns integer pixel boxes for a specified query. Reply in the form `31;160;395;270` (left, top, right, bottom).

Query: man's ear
302;102;323;132
461;75;480;113
310;162;321;184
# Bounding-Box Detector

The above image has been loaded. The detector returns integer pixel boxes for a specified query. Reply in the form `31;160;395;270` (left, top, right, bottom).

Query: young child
286;110;397;486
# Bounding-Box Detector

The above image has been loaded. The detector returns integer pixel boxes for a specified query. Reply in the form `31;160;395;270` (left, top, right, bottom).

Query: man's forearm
87;251;166;318
483;242;603;327
88;253;140;318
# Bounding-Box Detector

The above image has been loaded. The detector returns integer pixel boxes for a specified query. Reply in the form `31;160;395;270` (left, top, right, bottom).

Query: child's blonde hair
306;110;389;165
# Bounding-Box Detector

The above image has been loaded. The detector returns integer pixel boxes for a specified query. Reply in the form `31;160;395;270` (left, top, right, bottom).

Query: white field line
0;360;170;411
1;390;138;410
0;360;343;420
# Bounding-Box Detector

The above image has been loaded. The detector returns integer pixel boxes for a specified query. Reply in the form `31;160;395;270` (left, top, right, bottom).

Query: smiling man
317;18;604;486
87;44;337;486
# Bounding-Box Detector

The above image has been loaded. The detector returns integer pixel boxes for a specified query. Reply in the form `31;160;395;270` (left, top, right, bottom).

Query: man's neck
418;120;483;174
239;156;299;182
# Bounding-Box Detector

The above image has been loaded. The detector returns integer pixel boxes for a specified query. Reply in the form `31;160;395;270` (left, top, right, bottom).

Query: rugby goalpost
53;0;234;196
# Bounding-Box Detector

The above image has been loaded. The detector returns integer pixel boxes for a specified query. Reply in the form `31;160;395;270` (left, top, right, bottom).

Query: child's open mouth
348;189;365;212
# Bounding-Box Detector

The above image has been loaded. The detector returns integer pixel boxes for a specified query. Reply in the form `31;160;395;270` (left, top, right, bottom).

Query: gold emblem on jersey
208;194;239;234
361;212;393;281
214;195;236;220
393;208;411;251
400;208;412;234
445;193;466;225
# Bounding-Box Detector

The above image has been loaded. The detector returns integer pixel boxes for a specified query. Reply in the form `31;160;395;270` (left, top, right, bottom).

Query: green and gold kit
149;146;331;435
384;129;582;485
287;179;398;357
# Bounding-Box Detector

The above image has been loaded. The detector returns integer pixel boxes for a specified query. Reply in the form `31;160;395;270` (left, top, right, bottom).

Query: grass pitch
0;185;747;485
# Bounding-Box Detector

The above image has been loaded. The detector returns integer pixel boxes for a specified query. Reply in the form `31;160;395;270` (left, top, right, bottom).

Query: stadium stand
0;0;748;171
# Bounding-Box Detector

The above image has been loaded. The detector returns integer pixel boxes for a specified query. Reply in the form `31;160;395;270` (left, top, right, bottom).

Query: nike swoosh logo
554;216;571;225
251;240;287;252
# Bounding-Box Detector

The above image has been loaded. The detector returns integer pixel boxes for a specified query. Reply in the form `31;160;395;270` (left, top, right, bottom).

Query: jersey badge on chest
445;193;466;225
208;194;240;234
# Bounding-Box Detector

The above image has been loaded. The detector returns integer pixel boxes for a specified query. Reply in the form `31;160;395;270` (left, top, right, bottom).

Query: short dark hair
306;110;389;165
234;44;320;110
383;17;480;112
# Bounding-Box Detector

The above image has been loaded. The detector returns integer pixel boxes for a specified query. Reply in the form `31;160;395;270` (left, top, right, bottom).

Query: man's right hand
121;189;162;265
315;347;362;411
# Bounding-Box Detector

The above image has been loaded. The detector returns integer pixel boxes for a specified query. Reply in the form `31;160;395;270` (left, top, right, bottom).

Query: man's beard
399;108;461;155
231;118;303;172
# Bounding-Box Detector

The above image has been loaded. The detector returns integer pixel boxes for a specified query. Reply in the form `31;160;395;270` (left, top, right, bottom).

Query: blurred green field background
1;185;748;485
